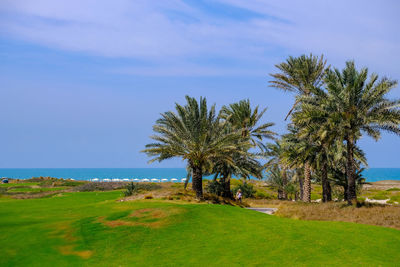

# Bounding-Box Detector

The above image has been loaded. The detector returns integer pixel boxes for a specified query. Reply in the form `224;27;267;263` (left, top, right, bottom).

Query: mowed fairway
1;191;399;266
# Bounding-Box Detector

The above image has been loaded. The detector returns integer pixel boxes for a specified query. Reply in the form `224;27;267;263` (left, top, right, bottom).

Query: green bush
390;195;400;202
255;191;273;199
124;182;137;196
205;180;225;196
230;179;242;187
233;182;256;198
386;188;400;192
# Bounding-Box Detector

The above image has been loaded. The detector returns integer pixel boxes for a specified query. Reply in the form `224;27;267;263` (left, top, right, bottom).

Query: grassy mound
1;191;400;266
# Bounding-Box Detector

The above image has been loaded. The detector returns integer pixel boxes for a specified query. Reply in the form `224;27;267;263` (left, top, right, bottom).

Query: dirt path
246;207;277;215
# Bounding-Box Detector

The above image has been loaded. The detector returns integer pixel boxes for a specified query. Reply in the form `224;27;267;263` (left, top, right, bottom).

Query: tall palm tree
215;99;275;197
291;88;338;202
142;96;247;199
269;54;327;120
324;61;400;204
281;126;317;202
270;54;327;202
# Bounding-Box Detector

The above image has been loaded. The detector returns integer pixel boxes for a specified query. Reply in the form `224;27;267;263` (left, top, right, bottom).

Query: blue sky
1;0;399;168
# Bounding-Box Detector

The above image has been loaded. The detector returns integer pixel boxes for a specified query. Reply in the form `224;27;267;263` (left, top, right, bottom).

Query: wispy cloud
1;0;399;76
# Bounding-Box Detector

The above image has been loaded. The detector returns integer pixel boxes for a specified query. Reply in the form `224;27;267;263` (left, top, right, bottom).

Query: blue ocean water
0;168;399;182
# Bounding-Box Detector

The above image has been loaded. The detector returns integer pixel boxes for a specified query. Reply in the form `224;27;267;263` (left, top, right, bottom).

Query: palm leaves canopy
142;96;248;198
324;61;400;141
220;99;276;150
269;54;328;120
269;54;327;94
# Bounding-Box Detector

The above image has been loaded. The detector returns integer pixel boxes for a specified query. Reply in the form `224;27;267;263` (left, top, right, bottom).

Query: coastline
1;168;400;182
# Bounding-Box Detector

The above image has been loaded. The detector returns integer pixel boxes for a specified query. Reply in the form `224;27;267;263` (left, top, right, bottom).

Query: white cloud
0;0;399;77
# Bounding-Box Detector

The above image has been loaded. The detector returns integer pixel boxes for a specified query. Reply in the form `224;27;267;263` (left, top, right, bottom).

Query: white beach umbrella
181;178;186;183
161;179;168;182
171;178;178;182
133;178;140;182
141;178;150;182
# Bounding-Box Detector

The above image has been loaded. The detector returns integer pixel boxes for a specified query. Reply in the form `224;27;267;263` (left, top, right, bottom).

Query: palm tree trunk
343;183;348;201
302;162;311;202
281;168;288;200
297;170;304;201
321;162;332;202
221;176;232;198
346;137;356;204
192;166;203;199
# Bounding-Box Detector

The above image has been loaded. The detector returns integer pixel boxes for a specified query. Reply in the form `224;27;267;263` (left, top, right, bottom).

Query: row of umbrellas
90;178;187;183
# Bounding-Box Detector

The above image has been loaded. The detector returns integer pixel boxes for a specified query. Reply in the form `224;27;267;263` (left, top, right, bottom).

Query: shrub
205;180;225;196
230;179;242;187
390;195;400;202
387;188;400;192
233;182;256;198
331;186;349;201
255;191;273;199
124;182;137;196
144;194;153;199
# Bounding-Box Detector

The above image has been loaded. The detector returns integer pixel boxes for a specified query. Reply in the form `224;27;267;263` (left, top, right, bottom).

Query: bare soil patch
98;207;185;229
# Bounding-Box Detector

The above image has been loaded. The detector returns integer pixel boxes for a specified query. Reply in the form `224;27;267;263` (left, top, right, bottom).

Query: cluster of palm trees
143;54;400;204
142;97;275;199
268;55;400;204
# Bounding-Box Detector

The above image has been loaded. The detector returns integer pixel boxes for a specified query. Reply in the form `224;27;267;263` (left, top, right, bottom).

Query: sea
0;168;400;182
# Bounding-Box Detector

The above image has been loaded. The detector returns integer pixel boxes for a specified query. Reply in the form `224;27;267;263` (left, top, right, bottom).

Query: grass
387;187;400;192
1;190;400;266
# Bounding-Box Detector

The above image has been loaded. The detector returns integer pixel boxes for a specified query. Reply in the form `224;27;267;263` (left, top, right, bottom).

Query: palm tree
280;126;317;202
291;88;338;202
142;96;247;199
266;166;287;199
269;54;327;202
269;54;327;120
329;144;367;201
265;141;288;199
214;99;275;197
324;61;400;204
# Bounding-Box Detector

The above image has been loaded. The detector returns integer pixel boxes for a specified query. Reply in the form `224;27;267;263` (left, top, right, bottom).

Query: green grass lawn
1;191;399;266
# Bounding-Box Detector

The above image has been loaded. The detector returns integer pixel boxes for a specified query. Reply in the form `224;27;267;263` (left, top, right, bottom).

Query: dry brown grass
58;245;93;259
97;207;185;229
274;202;400;230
